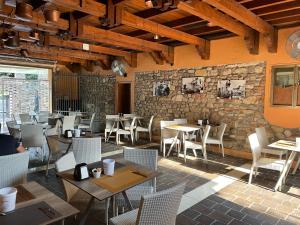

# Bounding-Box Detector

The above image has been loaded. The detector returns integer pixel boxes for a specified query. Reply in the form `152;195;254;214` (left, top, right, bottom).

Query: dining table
105;117;130;142
268;139;299;191
57;158;159;225
0;181;79;225
165;124;201;157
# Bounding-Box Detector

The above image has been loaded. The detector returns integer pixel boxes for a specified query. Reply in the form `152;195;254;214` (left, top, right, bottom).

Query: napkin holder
74;163;90;181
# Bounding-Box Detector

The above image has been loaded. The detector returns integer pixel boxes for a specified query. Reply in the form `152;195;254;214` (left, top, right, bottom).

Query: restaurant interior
1;0;300;225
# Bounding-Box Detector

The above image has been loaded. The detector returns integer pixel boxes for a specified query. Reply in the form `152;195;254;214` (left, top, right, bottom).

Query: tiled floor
27;140;300;225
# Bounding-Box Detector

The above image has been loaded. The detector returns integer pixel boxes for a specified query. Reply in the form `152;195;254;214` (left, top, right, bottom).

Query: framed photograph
182;77;205;94
217;80;246;99
153;81;170;96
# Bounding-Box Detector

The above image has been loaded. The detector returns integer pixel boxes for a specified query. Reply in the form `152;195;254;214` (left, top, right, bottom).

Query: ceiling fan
286;30;300;60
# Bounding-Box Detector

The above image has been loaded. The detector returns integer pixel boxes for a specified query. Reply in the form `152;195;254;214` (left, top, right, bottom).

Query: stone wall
135;61;269;151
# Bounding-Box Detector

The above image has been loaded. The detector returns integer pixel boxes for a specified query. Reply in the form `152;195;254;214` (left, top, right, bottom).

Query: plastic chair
72;137;101;164
62;115;76;133
78;113;96;133
248;133;285;185
0;152;29;188
174;118;196;141
19;113;32;124
105;115;119;142
135;116;154;142
160;121;181;157
255;127;287;159
206;123;227;157
184;125;211;162
110;183;185;225
6;121;21;140
116;117;137;145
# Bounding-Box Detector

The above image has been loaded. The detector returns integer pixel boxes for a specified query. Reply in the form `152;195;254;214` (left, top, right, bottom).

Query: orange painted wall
117;26;300;128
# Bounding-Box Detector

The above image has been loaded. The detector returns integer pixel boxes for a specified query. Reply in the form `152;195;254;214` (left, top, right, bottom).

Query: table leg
274;151;297;192
167;131;180;157
79;197;95;225
292;153;300;175
122;191;133;210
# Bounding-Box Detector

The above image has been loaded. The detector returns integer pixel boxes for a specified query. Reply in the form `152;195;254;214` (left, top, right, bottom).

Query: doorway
116;82;131;114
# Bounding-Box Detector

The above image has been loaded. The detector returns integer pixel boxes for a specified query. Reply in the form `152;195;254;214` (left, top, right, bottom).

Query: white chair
72;137;101;164
6;121;21;140
123;114;136;130
115;148;158;212
160;121;181;157
105;115;119;142
256;127;287;160
110;183;185;225
248;133;285;185
78;113;96;133
206;123;227;157
21;124;45;161
174;118;196;141
19;113;32;124
37;111;50;124
135;115;154;142
116;117;137;145
0;152;29;188
62;115;76;133
184;125;211;162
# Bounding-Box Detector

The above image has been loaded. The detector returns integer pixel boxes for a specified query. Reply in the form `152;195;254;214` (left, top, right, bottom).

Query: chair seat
163;137;180;144
105;128;118;132
185;141;203;150
256;157;286;171
136;126;148;132
262;147;287;156
110;209;138;225
117;129;131;135
78;124;90;129
206;137;221;144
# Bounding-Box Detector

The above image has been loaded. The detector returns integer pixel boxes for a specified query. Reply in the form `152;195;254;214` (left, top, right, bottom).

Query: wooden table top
13;181;79;224
57;159;159;201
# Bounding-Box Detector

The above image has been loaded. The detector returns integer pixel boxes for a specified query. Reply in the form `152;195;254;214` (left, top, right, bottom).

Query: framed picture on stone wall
153;81;170;96
217;80;246;99
182;77;205;94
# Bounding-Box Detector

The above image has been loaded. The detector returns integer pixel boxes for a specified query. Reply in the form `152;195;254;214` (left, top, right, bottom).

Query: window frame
271;65;299;108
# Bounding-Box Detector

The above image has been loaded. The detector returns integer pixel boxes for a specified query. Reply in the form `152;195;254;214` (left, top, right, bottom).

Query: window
272;66;300;107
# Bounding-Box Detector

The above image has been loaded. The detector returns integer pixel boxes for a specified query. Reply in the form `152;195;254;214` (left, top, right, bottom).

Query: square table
0;181;79;225
57;159;159;225
268;140;300;191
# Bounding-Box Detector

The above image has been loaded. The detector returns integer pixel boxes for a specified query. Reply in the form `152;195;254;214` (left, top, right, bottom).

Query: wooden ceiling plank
203;0;277;52
44;0;106;17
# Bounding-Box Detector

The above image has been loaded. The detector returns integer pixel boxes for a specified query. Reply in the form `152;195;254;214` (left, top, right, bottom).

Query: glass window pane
273;67;295;106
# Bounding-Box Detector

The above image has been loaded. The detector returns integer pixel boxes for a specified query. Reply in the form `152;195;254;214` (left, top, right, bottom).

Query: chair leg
163;143;166;157
248;165;254;184
130;133;134;145
149;131;152;142
105;198;110;225
192;149;197;158
105;132;107;142
184;146;187;163
46;150;51;176
292;157;300;175
254;167;258;177
203;148;207;160
221;142;225;157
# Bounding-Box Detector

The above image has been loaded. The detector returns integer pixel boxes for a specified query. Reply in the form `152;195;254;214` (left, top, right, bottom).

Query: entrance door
116;82;131;114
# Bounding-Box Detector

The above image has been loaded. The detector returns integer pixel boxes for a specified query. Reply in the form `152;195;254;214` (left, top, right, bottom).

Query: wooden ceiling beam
177;0;259;54
0;48;86;64
77;23;175;64
44;0;106;17
203;0;277;52
19;42;108;61
45;36;137;67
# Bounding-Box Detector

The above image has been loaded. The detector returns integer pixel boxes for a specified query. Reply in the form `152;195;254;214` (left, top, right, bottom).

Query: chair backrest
89;113;96;128
148;115;155;131
19;113;31;124
255;127;269;147
21;124;44;148
202;125;211;145
72;137;101;164
129;117;137;131
0;152;29;188
11;114;17;123
55;152;76;172
105;115;119;129
62;115;76;132
6;121;20;140
160;121;178;139
123;148;158;189
124;114;135;118
136;183;185;225
174;118;187;125
37;113;49;123
248;133;262;165
217;123;227;140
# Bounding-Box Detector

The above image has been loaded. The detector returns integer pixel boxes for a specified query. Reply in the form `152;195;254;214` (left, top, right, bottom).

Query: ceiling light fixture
154;34;160;40
145;0;159;8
